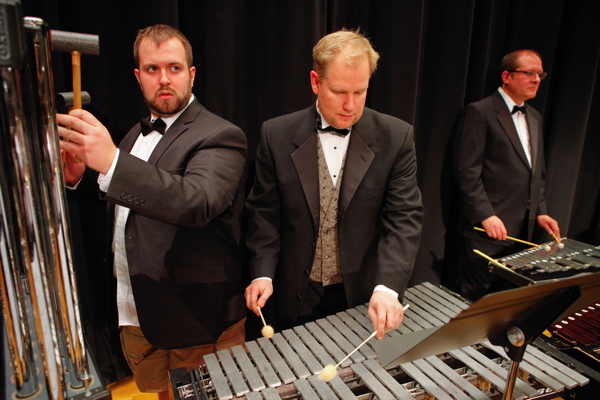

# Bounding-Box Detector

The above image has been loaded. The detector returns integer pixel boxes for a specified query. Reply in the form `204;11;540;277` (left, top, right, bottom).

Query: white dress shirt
498;87;532;167
99;96;194;327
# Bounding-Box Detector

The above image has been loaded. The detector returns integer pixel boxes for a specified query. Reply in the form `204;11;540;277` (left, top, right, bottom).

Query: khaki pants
120;317;246;392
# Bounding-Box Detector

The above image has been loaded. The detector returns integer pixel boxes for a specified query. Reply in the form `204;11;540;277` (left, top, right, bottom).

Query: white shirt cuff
374;285;398;298
98;149;120;192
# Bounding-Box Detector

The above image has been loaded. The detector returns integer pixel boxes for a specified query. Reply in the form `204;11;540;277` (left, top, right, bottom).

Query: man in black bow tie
56;25;247;394
453;49;560;301
244;30;423;338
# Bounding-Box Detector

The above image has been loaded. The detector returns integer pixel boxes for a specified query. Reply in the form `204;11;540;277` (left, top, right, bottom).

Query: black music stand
375;272;600;400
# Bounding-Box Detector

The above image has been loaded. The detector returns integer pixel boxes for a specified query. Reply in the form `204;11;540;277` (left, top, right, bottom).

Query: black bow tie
512;104;527;114
316;116;351;136
140;117;166;136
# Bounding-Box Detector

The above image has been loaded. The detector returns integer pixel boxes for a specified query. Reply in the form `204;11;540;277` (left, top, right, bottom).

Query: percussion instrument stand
486;286;581;400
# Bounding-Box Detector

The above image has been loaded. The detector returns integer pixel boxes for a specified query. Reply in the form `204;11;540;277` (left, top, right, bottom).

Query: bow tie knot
140;117;166;136
316;116;351;135
512;104;527;115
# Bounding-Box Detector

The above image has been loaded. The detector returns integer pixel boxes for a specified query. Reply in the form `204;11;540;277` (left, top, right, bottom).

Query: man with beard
57;25;247;395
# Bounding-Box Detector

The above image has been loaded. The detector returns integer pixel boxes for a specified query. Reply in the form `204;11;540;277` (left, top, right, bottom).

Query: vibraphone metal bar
493;238;600;286
170;282;590;400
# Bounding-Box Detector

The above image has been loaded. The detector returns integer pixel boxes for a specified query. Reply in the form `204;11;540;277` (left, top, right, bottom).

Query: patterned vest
309;138;345;286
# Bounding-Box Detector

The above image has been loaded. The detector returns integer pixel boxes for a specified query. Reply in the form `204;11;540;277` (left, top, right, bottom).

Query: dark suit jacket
454;90;548;244
100;99;247;349
245;104;423;320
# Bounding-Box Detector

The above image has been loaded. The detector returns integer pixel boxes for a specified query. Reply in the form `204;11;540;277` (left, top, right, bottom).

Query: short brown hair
133;24;193;68
313;29;380;78
501;49;542;72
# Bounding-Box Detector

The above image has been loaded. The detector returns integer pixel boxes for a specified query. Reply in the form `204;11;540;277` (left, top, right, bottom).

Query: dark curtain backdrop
22;0;600;385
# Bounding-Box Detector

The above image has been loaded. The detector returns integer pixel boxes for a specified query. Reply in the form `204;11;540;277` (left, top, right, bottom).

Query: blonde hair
313;29;379;78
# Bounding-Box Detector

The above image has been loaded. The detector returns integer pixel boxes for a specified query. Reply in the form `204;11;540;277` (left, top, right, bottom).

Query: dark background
22;0;600;385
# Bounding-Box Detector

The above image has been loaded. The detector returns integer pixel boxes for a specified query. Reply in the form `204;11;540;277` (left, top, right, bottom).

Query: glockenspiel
170;282;591;400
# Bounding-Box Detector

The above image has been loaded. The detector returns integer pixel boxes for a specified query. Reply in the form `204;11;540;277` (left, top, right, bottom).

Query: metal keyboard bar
256;337;296;384
404;290;451;322
293;378;321;400
308;375;343;399
412;358;472;400
421;282;469;310
231;345;265;392
423;355;492;400
326;314;376;359
457;346;537;398
305;321;353;367
448;349;525;400
335;311;376;352
216;349;249;397
245;391;262;400
400;362;454;400
350;362;395;400
316;318;365;363
271;333;310;379
481;341;565;391
203;353;233;400
363;359;414;400
281;329;323;374
261;387;282;400
525;344;589;386
245;341;281;388
412;284;465;315
328;375;359;400
293;324;339;367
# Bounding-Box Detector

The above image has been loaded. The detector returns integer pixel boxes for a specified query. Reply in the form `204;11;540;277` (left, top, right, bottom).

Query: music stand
375;272;600;400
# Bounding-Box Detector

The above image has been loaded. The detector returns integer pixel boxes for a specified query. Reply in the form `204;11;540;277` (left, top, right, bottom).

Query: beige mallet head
257;306;274;339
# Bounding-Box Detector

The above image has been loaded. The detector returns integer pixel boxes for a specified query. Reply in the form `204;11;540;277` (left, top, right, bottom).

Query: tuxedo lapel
526;111;539;172
493;93;531;170
291;112;320;235
339;124;374;217
146;100;202;166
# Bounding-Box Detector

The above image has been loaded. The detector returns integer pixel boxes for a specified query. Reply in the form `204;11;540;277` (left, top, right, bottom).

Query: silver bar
216;349;249;397
424;356;492;400
350;362;395;400
404;290;451;323
335;311;376;351
315;318;364;363
246;341;281;388
421;282;470;310
271;333;310;378
293;378;320;400
482;341;566;391
459;346;537;397
308;375;341;399
412;358;471;400
261;387;282;400
203;353;232;400
448;349;525;400
303;322;351;367
256;337;296;384
231;345;265;392
293;325;337;367
328;375;358;400
245;391;262;400
412;284;464;315
281;329;323;374
525;345;589;386
400;362;454;400
402;301;443;328
363;359;414;400
326;314;376;359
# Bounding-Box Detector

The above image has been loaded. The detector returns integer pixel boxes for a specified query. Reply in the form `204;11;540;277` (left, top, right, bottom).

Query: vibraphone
493;238;600;286
169;283;590;400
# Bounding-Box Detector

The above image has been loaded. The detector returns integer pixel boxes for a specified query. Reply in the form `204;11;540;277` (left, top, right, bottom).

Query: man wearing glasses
453;49;560;301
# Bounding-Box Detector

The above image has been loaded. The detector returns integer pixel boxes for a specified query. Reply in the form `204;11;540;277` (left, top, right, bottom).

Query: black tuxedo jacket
100;99;247;349
245;104;423;320
454;90;548;244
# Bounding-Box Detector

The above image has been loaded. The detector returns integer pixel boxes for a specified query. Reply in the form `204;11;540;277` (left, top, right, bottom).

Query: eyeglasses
508;70;548;80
